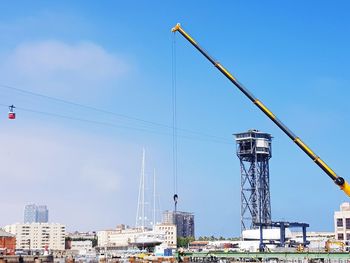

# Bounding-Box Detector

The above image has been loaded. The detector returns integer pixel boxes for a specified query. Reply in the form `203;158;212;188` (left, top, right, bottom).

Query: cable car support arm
171;23;350;197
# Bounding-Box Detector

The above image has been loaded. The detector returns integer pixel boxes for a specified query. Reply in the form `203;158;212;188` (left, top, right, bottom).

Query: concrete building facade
97;224;174;249
163;210;195;238
334;202;350;242
97;226;145;247
154;224;177;248
67;231;96;241
70;240;93;255
4;223;65;251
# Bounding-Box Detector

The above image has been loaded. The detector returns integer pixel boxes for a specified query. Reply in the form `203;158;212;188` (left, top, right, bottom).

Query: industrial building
292;231;335;251
0;229;16;255
4;223;65;251
163;210;194;238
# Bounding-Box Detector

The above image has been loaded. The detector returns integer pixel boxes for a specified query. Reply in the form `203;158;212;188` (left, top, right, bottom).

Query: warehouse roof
0;229;15;237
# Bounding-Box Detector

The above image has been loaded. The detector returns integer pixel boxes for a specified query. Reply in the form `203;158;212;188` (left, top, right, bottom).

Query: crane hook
173;194;178;212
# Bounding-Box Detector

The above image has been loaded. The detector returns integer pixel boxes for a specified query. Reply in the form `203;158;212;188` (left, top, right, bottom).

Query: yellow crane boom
172;23;350;197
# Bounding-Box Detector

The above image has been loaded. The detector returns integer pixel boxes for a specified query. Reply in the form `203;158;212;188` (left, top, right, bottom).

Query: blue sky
0;1;349;237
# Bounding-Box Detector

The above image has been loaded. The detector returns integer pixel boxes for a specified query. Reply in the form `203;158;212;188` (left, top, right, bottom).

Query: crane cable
172;31;179;213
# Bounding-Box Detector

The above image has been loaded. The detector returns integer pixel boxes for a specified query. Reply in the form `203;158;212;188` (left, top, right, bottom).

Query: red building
0;229;16;255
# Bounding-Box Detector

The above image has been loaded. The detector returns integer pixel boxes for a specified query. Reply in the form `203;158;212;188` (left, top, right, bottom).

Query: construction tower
235;129;272;232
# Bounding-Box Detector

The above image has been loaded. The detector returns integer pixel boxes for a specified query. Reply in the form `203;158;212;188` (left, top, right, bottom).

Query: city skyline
0;1;349;236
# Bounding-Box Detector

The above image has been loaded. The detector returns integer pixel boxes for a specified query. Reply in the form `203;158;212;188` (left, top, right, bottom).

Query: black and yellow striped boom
172;23;350;197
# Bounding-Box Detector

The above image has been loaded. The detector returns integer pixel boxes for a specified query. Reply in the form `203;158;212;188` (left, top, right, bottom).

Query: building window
346;218;350;229
337;218;344;227
338;233;344;240
346;233;350;241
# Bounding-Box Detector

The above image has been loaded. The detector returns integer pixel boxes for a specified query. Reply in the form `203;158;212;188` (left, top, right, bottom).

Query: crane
171;23;350;197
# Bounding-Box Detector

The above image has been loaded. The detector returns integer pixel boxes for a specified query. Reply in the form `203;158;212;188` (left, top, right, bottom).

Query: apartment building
154;223;177;248
334;202;350;241
4;223;65;250
163;210;195;238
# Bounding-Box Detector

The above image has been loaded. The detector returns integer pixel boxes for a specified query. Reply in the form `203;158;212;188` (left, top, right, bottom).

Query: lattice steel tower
235;129;272;232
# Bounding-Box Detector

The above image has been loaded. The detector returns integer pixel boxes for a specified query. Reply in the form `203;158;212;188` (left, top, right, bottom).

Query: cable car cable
0;103;234;145
0;84;232;143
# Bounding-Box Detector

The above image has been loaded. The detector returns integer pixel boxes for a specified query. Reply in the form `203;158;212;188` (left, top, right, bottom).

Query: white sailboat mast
136;148;146;229
153;168;156;227
141;148;145;229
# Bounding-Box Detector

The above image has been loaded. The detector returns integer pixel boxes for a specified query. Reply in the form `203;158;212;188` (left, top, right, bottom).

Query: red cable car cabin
8;105;16;120
8;112;15;119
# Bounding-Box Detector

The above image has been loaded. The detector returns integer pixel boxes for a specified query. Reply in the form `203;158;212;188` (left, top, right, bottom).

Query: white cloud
0;40;131;100
6;41;128;80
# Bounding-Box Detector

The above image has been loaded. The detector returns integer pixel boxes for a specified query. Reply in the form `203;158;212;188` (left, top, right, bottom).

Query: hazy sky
0;1;350;237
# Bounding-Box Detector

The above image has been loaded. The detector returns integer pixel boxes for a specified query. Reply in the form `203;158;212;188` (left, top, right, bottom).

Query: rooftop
0;229;15;237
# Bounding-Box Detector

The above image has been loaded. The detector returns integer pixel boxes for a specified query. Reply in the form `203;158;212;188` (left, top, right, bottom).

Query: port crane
172;23;350;197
